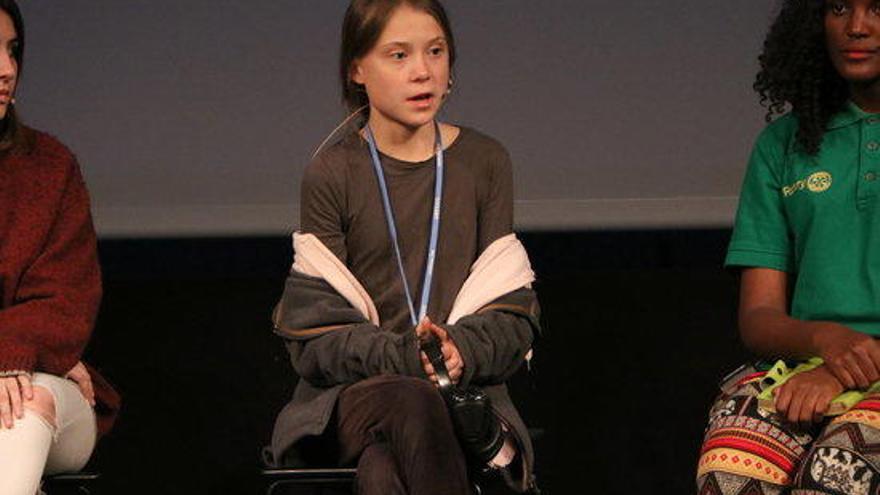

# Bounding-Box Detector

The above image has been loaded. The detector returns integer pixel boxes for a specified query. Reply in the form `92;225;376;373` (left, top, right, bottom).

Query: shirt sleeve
725;126;795;273
273;270;426;387
0;157;101;375
300;153;348;263
477;143;515;252
442;288;540;387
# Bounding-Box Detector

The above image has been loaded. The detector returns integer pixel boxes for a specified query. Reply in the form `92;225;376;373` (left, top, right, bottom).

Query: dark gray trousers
336;375;470;495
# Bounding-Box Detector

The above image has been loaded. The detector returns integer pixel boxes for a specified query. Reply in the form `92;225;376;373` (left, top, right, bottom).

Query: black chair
260;429;545;495
261;467;357;495
42;472;100;495
260;467;490;495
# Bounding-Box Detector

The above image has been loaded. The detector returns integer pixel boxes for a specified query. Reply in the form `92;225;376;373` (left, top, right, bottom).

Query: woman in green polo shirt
697;1;880;494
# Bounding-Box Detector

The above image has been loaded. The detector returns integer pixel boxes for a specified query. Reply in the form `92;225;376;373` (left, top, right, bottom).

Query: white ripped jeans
0;373;97;495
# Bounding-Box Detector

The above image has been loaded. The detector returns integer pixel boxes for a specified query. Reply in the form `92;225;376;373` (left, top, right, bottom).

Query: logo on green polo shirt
782;171;833;197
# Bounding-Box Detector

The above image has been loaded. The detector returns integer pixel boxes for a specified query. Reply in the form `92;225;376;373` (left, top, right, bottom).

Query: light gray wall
17;1;777;237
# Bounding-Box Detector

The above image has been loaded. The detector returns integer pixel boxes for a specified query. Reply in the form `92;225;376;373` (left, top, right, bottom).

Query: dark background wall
82;230;750;494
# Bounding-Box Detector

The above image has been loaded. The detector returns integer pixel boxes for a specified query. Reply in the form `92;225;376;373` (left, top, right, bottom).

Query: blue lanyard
365;122;444;327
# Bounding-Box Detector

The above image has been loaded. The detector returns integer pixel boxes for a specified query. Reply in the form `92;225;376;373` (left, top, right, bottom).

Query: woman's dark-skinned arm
739;267;880;389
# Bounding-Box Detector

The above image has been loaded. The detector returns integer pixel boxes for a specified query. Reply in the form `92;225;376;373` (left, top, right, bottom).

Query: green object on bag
756;357;880;416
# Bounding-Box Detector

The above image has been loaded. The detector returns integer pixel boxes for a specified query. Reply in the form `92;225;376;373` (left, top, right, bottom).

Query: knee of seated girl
22;386;56;428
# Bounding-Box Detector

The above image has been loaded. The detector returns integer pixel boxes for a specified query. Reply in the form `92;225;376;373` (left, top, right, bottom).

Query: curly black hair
755;0;849;155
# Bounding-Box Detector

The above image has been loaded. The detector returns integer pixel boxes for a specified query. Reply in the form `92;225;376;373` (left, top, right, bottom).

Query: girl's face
0;11;17;120
825;0;880;84
350;4;450;131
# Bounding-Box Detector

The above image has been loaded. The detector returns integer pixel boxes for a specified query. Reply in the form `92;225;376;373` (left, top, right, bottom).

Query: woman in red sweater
0;1;119;493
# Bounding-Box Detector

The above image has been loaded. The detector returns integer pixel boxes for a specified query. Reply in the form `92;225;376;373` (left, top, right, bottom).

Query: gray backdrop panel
17;1;776;236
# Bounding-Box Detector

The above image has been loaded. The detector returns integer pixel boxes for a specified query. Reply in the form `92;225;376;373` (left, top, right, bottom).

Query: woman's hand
0;373;32;428
813;323;880;390
65;361;95;406
416;317;464;386
774;365;844;426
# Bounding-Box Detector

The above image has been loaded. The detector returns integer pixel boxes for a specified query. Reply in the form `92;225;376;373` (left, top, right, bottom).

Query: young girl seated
264;1;541;493
698;1;880;493
0;1;119;494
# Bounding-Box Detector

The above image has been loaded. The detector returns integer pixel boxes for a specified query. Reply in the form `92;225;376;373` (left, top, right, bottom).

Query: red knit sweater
0;128;119;434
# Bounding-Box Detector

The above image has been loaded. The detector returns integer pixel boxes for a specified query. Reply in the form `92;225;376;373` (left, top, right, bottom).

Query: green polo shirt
726;102;880;336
